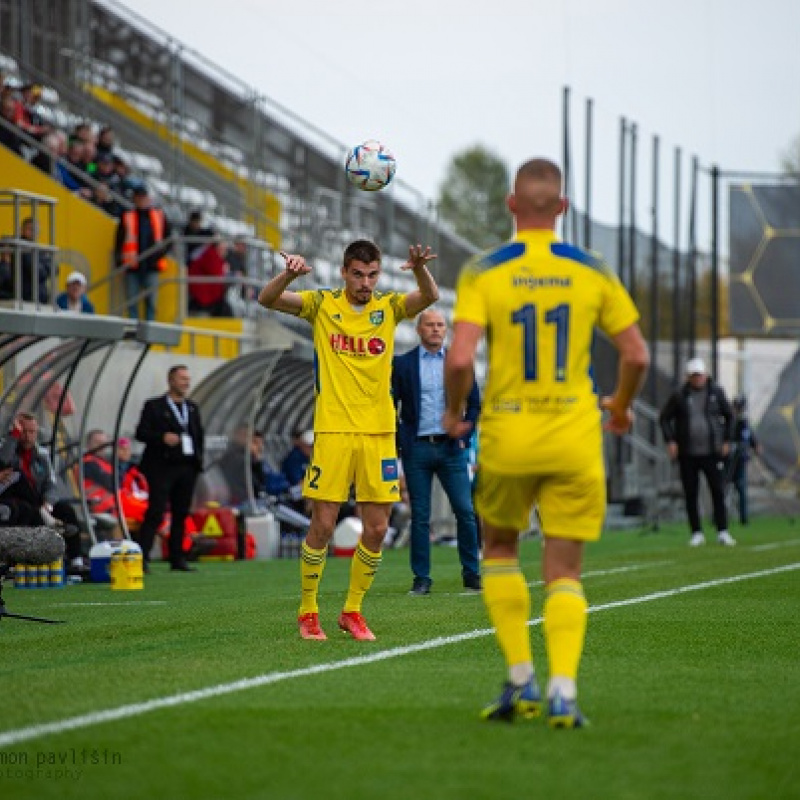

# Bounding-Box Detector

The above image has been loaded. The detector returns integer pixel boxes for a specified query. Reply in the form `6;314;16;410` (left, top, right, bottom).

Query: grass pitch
1;516;799;800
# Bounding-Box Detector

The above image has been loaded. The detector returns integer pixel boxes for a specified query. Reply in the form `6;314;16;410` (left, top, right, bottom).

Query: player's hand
600;396;633;435
279;251;311;278
442;409;471;440
400;244;437;272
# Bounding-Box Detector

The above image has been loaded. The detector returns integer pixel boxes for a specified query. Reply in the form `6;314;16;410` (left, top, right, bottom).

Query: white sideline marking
750;539;800;552
1;562;798;749
527;560;673;588
54;602;168;607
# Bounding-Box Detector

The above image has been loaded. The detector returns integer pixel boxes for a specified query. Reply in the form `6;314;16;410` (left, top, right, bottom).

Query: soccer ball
345;140;396;192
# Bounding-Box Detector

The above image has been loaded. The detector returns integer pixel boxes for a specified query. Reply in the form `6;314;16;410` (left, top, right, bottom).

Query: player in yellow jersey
258;240;439;640
443;158;649;726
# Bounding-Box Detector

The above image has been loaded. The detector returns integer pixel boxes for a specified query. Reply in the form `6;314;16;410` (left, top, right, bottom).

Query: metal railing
0;187;59;308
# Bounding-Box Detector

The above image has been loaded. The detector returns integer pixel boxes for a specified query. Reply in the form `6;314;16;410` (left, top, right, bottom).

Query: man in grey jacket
0;412;86;571
659;358;735;546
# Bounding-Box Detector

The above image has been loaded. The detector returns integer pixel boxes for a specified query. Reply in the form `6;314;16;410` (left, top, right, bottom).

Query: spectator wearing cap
660;357;736;547
56;271;95;314
115;184;172;321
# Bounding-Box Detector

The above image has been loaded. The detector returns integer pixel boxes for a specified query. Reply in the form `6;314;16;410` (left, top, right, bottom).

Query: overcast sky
120;0;799;236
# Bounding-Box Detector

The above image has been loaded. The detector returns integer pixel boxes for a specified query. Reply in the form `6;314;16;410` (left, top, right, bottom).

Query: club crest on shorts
370;310;384;325
381;458;398;481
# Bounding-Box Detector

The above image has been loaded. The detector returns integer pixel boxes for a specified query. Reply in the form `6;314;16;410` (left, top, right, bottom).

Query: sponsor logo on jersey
512;275;572;289
369;310;384;324
329;334;386;357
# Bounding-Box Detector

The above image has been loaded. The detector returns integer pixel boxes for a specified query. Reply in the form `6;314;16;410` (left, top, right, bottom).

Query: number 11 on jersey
511;302;570;382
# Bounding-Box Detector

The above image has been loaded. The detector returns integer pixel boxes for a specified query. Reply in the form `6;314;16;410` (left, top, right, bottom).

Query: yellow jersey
298;288;408;433
453;229;640;474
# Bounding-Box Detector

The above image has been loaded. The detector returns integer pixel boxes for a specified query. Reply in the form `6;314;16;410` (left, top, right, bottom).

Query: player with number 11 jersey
453;229;640;475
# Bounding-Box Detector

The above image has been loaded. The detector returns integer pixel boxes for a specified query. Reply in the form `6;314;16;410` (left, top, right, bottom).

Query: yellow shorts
303;432;401;504
475;464;606;541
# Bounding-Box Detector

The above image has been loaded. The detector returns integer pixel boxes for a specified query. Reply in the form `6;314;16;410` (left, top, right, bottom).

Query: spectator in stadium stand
13;83;51;141
95;151;122;192
56;270;95;314
0;92;24;157
113;155;140;201
183;210;216;265
59;137;93;199
0;217;54;303
29;129;61;175
96;125;117;160
92;181;123;219
115;184;172;321
187;237;233;317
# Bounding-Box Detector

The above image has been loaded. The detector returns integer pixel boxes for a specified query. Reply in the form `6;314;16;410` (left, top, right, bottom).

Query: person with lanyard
134;365;205;571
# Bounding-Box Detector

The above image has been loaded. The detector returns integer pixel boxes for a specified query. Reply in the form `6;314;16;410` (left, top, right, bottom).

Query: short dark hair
168;365;188;380
343;239;381;268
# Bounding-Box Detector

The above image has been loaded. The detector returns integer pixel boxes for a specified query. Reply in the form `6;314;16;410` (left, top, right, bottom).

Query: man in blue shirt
392;309;481;594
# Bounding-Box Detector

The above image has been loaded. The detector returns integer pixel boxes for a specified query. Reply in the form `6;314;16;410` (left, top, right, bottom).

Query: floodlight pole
710;164;720;381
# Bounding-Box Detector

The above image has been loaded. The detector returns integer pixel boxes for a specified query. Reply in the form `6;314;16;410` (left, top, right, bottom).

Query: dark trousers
731;458;749;524
678;455;728;533
402;439;480;582
0;498;82;560
135;462;198;564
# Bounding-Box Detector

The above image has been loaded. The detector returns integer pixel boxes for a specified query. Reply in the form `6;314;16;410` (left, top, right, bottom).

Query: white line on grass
750;539;800;552
53;601;169;607
527;560;673;588
1;561;797;749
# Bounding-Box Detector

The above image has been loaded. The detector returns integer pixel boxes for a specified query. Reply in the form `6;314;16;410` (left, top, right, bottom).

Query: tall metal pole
618;117;628;283
628;123;638;300
687;156;699;358
562;86;575;243
711;164;720;380
584;98;593;250
672;147;682;383
648;134;660;409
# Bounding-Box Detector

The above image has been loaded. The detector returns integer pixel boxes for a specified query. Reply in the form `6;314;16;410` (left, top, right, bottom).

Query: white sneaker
717;530;736;547
689;531;706;547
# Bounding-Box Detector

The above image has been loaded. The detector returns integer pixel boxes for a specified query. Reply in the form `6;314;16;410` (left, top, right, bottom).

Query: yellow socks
343;542;382;614
299;542;327;615
482;559;532;674
543;578;587;691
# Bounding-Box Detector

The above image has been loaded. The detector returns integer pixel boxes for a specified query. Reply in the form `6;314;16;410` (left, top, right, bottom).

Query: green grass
2;517;799;800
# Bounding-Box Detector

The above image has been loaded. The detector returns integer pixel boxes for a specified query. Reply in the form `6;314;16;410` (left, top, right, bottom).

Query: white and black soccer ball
345;140;397;192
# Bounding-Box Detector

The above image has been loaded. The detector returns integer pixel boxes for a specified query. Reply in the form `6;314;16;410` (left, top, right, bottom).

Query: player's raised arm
401;244;440;318
257;251;311;315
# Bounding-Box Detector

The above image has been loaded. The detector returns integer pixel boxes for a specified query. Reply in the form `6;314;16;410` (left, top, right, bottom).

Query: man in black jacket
134;365;204;571
659;358;735;547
